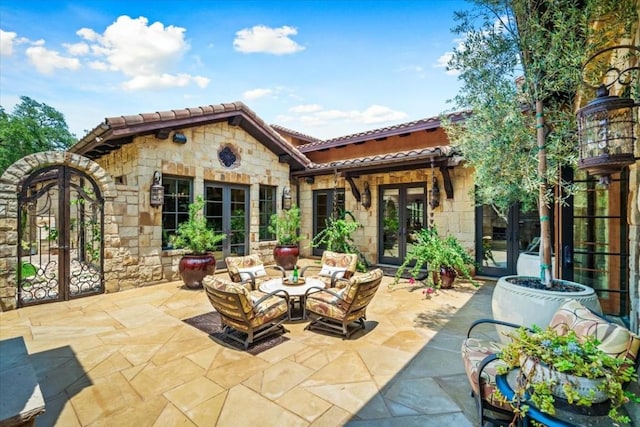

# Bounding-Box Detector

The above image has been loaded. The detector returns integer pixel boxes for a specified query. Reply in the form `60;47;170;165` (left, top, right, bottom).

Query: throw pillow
238;265;267;281
319;264;347;279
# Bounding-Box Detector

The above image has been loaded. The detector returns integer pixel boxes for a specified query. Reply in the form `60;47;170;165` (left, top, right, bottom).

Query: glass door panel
379;184;426;265
571;171;627;318
205;183;249;267
312;189;345;256
477;205;510;276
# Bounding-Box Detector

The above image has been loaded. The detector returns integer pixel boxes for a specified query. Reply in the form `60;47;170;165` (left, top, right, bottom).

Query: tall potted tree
172;195;226;289
269;205;302;270
443;0;635;331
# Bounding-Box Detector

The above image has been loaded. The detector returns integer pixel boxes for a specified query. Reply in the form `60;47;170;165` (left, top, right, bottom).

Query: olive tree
443;0;637;284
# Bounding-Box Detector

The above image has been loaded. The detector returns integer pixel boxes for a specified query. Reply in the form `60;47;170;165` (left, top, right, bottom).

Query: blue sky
0;1;471;140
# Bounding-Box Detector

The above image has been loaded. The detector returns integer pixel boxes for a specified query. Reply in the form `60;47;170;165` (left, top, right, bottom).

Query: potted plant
310;209;369;272
172;195;226;289
495;325;639;424
268;205;302;270
393;226;476;290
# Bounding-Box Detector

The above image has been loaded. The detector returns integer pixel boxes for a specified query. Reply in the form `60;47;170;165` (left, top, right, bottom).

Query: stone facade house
0;99;638;335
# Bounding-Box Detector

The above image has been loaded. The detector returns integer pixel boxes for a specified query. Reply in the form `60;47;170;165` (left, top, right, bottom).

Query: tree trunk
536;100;553;286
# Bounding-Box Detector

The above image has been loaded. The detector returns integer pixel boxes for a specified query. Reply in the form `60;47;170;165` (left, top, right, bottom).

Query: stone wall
94;121;291;284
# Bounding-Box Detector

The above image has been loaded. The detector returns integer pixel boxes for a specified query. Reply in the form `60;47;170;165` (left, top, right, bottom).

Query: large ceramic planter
179;253;216;289
273;244;299;271
492;275;601;343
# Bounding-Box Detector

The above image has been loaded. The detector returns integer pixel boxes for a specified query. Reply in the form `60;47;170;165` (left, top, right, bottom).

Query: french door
561;170;629;321
475;204;546;277
204;183;249;268
312;188;345;256
378;184;427;265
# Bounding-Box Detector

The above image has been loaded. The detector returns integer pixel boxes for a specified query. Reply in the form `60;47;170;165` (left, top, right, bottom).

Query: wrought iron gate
17;166;104;306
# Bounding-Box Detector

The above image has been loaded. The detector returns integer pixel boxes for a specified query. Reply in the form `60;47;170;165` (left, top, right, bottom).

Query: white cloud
64;42;90;56
435;51;459;76
88;60;108;70
243;88;273;100
234;25;304;55
289;104;322;113
359;105;407;124
80;16;189;76
72;15;210;90
285;104;406;128
0;29;17;56
121;73;210;91
25;45;81;74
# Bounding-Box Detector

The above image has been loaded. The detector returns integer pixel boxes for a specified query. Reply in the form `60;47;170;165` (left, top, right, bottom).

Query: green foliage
20;261;36;278
443;0;636;219
310;210;369;272
394;226;476;288
0;96;76;174
172;196;226;254
496;325;638;424
268;205;302;245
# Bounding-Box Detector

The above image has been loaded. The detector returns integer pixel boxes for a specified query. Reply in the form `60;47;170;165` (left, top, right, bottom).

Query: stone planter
492;275;601;343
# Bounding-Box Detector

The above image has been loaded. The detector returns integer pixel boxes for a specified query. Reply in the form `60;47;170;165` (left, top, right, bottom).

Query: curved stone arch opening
0;151;118;311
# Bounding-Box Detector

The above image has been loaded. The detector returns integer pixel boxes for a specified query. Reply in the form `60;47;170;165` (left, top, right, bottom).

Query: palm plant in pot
268;205;302;270
393;226;476;291
495;326;638;424
172;195;226;289
443;0;635;332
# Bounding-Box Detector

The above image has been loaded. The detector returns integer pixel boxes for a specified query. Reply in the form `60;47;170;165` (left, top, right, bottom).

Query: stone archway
0;151;118;311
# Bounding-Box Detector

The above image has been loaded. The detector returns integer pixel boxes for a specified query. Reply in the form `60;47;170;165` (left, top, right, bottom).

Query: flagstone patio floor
0;261;499;426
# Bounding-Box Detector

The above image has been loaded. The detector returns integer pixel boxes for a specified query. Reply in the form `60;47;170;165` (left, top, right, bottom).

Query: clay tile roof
297;110;471;152
73;101;310;169
297;146;460;175
271;125;323;144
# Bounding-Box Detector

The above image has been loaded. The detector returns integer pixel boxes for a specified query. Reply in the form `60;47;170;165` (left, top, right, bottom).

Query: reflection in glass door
476;204;546;277
379;184;426;265
312;189;345;256
204;183;249;268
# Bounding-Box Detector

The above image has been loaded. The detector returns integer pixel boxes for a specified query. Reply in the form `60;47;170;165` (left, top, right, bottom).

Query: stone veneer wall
297;166;476;265
93;121;291;285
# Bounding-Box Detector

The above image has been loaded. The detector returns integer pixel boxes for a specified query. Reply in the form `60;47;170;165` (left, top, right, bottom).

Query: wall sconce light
282;187;292;210
429;177;440;209
172;132;187;144
150;171;164;207
577;45;639;184
361;182;371;209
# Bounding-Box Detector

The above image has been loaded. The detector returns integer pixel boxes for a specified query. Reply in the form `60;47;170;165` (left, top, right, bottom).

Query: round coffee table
259;277;325;320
